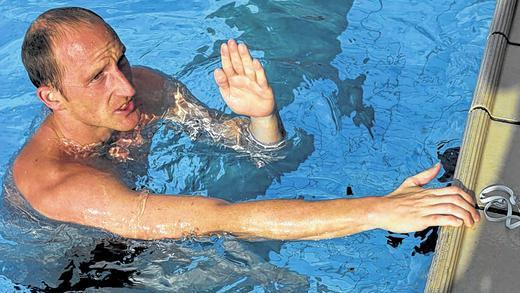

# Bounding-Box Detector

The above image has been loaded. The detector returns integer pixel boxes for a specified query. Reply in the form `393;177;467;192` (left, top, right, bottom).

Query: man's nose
112;66;136;97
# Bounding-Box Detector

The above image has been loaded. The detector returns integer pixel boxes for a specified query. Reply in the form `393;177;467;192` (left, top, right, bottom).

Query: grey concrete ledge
506;0;520;43
470;34;508;113
426;110;492;293
489;0;516;37
485;42;520;122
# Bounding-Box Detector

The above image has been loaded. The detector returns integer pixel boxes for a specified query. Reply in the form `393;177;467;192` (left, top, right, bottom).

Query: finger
214;69;230;98
427;203;474;227
253;59;269;89
238;43;256;81
227;39;245;75
431;185;476;206
221;43;236;77
401;163;441;188
213;68;229;89
428;193;480;223
424;214;463;228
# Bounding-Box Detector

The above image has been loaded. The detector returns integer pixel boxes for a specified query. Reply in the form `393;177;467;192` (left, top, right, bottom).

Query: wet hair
21;7;118;90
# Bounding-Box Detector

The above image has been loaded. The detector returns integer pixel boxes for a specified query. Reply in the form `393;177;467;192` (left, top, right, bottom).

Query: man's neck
50;113;114;146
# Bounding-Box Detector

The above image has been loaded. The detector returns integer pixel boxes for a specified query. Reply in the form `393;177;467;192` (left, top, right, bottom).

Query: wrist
248;112;284;146
250;113;276;125
363;196;388;231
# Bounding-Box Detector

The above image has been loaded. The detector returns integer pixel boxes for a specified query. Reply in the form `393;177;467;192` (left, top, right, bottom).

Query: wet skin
13;22;479;240
44;25;140;144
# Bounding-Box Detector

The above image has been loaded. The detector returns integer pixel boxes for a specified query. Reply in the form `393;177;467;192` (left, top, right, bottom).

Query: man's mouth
115;98;135;113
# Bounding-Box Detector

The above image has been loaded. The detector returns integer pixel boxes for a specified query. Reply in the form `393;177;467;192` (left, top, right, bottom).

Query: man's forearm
219;197;379;240
128;194;380;240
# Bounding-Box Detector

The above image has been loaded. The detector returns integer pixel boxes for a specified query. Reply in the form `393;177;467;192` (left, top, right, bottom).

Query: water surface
0;0;494;291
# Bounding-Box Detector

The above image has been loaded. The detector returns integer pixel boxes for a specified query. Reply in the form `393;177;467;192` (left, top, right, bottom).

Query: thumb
401;163;441;189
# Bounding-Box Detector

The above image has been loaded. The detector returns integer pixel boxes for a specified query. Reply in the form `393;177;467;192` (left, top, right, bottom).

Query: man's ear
36;85;66;111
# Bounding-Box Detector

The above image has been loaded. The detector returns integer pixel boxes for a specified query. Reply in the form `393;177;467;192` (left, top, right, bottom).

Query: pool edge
425;0;518;292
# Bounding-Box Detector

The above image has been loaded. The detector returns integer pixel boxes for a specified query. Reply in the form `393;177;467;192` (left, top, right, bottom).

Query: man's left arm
132;39;285;150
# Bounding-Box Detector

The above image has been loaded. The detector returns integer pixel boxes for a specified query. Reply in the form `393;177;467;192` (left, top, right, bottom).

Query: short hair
21;7;117;90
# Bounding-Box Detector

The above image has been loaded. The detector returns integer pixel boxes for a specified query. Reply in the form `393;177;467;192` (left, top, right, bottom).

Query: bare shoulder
12;119;133;222
13;118;62;199
132;66;168;91
131;66;174;115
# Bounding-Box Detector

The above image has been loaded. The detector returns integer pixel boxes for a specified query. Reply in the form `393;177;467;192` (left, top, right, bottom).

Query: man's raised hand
213;39;275;118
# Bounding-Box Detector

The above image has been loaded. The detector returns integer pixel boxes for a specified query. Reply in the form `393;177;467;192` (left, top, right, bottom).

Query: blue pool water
0;0;494;291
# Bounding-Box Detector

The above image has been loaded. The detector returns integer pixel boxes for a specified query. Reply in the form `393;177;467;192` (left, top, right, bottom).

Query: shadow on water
36;240;144;292
179;0;375;135
144;123;315;202
22;237;309;292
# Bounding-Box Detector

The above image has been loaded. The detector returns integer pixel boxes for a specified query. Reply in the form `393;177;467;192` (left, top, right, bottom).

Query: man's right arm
25;163;479;240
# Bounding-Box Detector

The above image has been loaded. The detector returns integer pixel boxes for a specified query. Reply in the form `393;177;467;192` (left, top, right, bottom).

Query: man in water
13;7;479;240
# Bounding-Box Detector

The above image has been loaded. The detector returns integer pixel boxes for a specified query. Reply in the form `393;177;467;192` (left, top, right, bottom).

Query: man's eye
92;72;103;82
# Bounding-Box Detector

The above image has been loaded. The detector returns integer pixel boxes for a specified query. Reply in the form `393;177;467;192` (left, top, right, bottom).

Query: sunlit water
0;0;493;291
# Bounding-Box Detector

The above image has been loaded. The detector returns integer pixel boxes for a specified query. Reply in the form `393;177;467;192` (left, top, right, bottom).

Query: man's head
22;7;117;91
22;7;139;134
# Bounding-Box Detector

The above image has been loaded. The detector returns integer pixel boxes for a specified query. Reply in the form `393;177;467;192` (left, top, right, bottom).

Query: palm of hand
224;75;274;118
214;40;275;118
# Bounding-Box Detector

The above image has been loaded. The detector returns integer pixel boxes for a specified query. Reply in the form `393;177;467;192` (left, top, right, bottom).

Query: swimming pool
0;0;494;291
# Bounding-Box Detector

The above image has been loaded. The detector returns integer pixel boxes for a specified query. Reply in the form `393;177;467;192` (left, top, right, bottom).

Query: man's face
53;23;140;133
